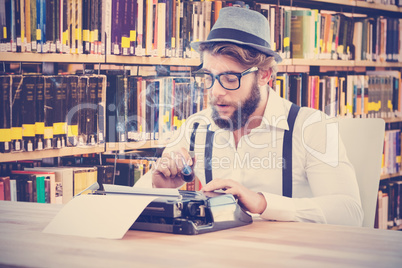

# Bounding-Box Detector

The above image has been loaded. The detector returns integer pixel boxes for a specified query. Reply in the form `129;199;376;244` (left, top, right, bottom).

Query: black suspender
189;123;215;184
189;122;199;152
189;103;300;197
204;126;215;184
282;104;300;198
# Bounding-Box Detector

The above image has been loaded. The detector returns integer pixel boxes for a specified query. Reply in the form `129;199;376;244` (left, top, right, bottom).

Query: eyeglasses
195;66;258;90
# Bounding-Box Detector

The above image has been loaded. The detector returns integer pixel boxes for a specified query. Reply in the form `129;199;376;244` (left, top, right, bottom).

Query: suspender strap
204;125;215;184
189;122;200;152
282;104;300;198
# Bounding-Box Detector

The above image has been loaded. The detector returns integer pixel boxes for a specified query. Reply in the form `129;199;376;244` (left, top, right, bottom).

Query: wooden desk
0;201;401;268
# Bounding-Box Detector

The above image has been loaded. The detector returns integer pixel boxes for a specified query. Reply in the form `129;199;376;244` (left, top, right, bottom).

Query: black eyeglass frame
195;66;259;90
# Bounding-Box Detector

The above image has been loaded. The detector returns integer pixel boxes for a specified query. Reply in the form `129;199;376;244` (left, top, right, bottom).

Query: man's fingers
155;153;178;178
203;179;235;192
179;147;194;166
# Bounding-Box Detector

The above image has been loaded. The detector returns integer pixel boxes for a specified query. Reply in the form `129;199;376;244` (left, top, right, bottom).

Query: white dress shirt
136;87;364;226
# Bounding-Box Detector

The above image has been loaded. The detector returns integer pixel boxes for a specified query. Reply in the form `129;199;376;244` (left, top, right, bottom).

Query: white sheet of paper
43;194;158;239
103;184;180;196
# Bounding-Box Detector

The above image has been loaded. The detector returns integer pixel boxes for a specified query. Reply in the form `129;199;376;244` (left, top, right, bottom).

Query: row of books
276;70;401;119
0;0;104;54
105;70;207;143
0;74;106;153
360;0;402;6
382;129;401;176
289;9;402;62
0;154;158;201
0;166;99;203
1;1;401;62
1;69;399;151
377;180;402;229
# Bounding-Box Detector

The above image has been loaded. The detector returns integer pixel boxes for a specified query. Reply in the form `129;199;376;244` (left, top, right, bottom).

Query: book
0;176;11;200
30;0;37;52
21;75;36;152
0;76;11;153
36;0;46;53
0;0;8;51
127;75;139;141
66;75;79;146
71;166;97;196
12;170;60;204
10;172;36;202
111;0;122;55
104;70;129;143
0;181;4;200
82;0;90;54
25;166;73;204
11;75;23;151
157;0;166;57
44;76;55;149
96;165;114;189
290;10;312;59
86;76;98;145
97;75;106;143
35;76;45;150
105;158;150;186
77;75;88;145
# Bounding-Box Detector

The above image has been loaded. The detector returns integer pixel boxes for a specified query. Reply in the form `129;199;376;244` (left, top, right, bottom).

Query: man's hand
202;179;267;214
152;147;194;188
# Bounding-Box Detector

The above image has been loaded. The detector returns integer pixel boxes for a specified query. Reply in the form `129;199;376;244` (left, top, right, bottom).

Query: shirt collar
206;86;290;132
261;87;289;131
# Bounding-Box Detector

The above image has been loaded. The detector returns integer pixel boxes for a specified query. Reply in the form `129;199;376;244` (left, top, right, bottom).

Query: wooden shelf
291;59;355;67
2;52;401;68
381;172;402;180
105;140;166;152
106;55;201;66
0;144;105;162
354;1;402;13
308;0;402;12
355;60;402;67
384;117;402;123
309;0;355;7
0;52;105;64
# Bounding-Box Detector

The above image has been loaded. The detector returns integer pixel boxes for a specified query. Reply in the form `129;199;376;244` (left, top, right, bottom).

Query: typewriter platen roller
130;190;253;235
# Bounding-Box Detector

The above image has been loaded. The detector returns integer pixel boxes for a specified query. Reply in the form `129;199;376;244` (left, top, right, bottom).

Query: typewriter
94;185;253;235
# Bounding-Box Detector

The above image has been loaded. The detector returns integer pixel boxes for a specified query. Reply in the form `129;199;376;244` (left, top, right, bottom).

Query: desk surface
0;201;401;268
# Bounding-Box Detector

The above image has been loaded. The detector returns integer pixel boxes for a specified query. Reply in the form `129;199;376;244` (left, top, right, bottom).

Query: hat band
207;28;270;49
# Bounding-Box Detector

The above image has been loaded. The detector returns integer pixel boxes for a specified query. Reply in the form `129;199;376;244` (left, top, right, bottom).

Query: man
136;7;363;226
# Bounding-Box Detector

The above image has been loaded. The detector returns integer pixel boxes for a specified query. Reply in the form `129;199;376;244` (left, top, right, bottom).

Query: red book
0;181;4;200
0;177;11;201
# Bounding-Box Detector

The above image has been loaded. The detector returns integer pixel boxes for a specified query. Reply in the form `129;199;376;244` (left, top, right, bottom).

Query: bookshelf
0;0;401;229
0;144;104;163
0;53;105;64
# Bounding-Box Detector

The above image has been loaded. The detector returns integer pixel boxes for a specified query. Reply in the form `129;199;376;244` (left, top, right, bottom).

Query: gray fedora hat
191;7;282;63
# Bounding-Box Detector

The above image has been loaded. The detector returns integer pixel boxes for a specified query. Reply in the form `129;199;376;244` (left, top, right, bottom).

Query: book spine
82;0;90;53
87;76;98;145
111;0;121;55
129;0;136;55
75;0;83;54
77;76;88;145
44;76;54;149
120;0;130;55
35;76;44;150
157;0;166;57
53;76;67;148
102;0;111;55
66;75;79;146
11;75;23;151
21;75;36;152
97;75;106;143
0;76;11;153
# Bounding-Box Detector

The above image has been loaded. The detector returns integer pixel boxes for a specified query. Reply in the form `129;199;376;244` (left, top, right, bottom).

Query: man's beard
210;80;261;131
